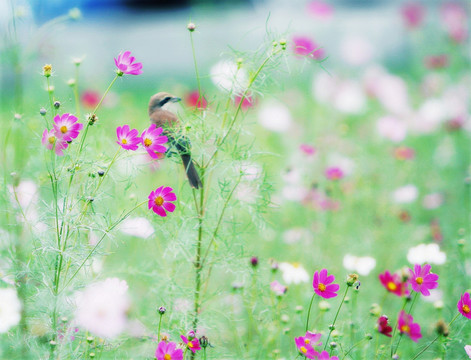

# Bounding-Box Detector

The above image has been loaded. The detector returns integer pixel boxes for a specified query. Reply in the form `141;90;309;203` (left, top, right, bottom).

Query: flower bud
54;101;61;109
40;107;47;116
88;114;98;125
187;23;196;32
458;238;466;246
392;355;399;360
89;352;95;358
49;340;57;347
10;172;20;187
158;306;166;315
346;273;359;286
281;314;289;323
328;324;335;331
250;256;258;268
329;342;337;349
67;79;76;87
319;300;331;312
187;330;196;339
97;170;105;177
369;303;382;317
295;305;303;313
43;64;52;77
68;8;82;20
86;336;94;343
434;300;444;309
199;336;209;348
366;333;373;340
435;319;449;337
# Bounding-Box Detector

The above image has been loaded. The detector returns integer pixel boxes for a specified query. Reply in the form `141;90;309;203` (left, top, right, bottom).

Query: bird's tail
181;154;202;189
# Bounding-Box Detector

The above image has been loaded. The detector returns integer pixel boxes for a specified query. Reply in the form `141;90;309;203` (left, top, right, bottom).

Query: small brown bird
148;92;202;189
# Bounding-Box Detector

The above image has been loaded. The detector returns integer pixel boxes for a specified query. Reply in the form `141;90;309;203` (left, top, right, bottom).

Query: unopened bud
158;306;166;315
250;256;258;268
392;355;399;360
40;107;47;116
458;239;466;246
199;336;209;348
89;352;95;358
187;330;196;339
328;324;335;331
86;336;94;343
88;114;98;125
67;79;76;86
369;303;382;317
97;170;105;177
49;340;57;347
43;64;52;77
366;333;373;340
435;319;449;337
54;101;61;109
295;305;303;313
346;273;359;286
329;342;337;349
187;23;196;32
68;8;82;20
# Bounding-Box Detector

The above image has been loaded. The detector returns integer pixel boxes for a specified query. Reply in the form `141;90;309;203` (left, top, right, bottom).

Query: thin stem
157;314;163;341
189;29;202;104
305;293;316;332
389;296;408;355
324;286;350;351
73;63;81;120
341;337;369;360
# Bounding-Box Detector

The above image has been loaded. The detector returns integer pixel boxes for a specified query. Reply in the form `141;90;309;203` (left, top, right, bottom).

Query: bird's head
148;92;181;113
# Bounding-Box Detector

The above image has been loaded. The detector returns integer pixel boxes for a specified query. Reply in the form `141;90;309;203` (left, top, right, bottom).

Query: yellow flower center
144;138;152;147
154;196;164;206
188;342;194;348
121;138;128;144
401;325;410;333
463;305;470;314
164;355;171;360
48;136;56;144
304;339;310;345
318;283;326;292
415;277;423;285
387;282;397;291
293;262;300;268
60;125;68;134
300;346;307;354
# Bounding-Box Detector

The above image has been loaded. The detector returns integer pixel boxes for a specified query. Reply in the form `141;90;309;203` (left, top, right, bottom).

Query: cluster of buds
88;114;98;125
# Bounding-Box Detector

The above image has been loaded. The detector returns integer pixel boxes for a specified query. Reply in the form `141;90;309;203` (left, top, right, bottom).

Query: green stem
341;337;369;360
189;29;202;104
392;293;418;356
324;286;350;351
157;313;163;341
73;63;81;120
305;293;316;332
389;296;408;355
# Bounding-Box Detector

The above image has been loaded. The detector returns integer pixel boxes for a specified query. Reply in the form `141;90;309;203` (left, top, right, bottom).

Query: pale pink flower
270;281;287;296
41;129;68;156
401;2;425;29
307;1;333;19
114;51;143;75
292;36;325;61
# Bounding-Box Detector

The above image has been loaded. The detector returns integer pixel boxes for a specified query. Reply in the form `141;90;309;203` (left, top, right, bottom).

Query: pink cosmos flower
440;2;468;43
307;1;333;19
155;341;183;360
235;94;255;110
53;113;83;141
458;292;471;319
185;90;208;109
81;90;100;109
424;55;449;69
41;129;68;156
141;124;168;159
377;315;392;337
318;351;339;360
325;167;344;181
116;125;141;151
114;51;143;75
292;36;326;61
304;331;322;348
401;3;425;29
180;335;201;353
409;264;439;296
300;144;316;156
294;336;318;359
379;271;410;297
465;345;471;358
394;146;415;160
397;310;422;342
270;281;287;296
148;186;176;217
312;269;339;299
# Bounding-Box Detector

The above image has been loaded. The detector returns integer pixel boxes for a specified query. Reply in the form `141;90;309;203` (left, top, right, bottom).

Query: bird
148;92;202;189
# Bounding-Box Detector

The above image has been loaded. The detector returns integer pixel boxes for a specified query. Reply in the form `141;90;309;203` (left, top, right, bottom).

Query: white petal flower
120;217;154;239
392;185;418;204
340;36;374;66
0;288;22;333
333;80;366;114
407;243;446;265
422;193;444;210
210;60;248;93
377;116;407;142
343;254;376;276
279;262;309;284
258;101;293;132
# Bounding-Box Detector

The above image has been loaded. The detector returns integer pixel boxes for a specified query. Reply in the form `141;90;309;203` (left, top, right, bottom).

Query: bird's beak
171;97;181;103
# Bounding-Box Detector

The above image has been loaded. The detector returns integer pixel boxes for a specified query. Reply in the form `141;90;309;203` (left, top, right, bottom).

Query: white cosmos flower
283;228;310;245
210;60;248;93
237;162;263;181
279;262;309;284
392;185;418;204
340;35;374;66
258;101;293;132
74;278;130;338
119;217;154;239
407;243;446;265
0;288;22;333
343;254;376;276
377;116;407;142
422;193;444;210
333;80;366;114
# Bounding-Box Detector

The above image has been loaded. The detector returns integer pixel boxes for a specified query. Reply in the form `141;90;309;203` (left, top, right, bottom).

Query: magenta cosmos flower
114;51;143;75
141;124;168;159
409;264;439;296
116;125;141;151
185;90;208;109
377;315;392;337
53;113;83;141
458;292;471;319
292;36;326;61
379;270;409;297
401;2;425;29
318;351;339;360
294;336;318;359
180;335;201;353
313;269;339;299
148;186;176;217
397;310;422;342
155;341;183;360
325;167;344;181
41;129;69;156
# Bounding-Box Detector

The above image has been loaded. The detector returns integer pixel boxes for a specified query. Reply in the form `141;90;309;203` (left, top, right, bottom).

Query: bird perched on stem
148;92;202;189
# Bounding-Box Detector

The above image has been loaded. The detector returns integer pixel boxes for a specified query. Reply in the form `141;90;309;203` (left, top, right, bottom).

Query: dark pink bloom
397;310;422;342
307;1;333;19
114;51;143;75
318;351;339;360
401;2;425;29
141;124;168;159
81;90;100;109
294;336;318;359
292;36;326;61
458;292;471;319
116;125;141;151
155;341;183;360
299;144;316;156
424;54;449;69
185;90;208;109
379;271;410;297
270;281;287;296
235;94;255;110
180;335;201;353
325;167;344;181
377;315;392;337
148;186;176;217
409;264;439;296
53;113;83;141
312;269;339;299
41;129;68;156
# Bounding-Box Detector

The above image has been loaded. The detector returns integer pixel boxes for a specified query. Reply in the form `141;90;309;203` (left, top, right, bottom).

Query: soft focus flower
114;50;143;75
292;36;325;61
185;90;208;109
313;269;339;299
397;310;422;342
343;254;376;276
258;101;293;132
235;93;255;110
148;186;176;217
401;2;425;28
155;341;183;360
81;90;100;109
181;335;201;353
340;36;374;66
370;72;410;115
392;185;418;204
304;331;322;347
300;144;316;156
409;264;439;296
119;217;154;238
333;80;366;114
307;1;333;19
465;344;471;358
440;2;468;43
270;281;287;296
407;243;446;265
424;55;449;69
458;292;471;319
210;60;248;93
294;336;317;359
318;351;339;360
325;167;344;181
141;124;168;159
53;113;83;142
279;262;310;284
377;116;407;142
75;278;130;338
394;146;415;160
377;315;392;337
379;271;409;297
116;125;141;151
283;228;310;245
0;288;21;333
42;129;68;156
